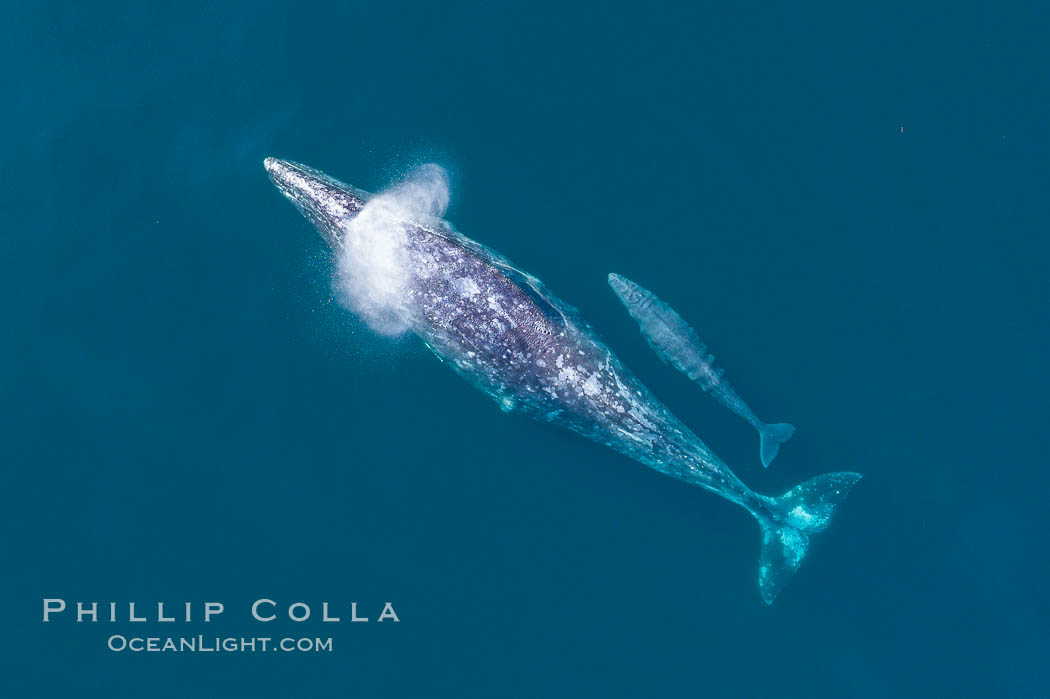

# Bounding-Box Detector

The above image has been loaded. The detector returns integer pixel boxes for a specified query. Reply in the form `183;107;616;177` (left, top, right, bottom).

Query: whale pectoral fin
421;340;447;363
497;266;566;331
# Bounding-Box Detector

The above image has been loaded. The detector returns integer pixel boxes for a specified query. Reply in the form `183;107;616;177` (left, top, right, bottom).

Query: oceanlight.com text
107;635;333;653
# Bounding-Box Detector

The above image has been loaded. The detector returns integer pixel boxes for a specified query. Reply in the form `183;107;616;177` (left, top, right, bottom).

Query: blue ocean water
2;1;1048;696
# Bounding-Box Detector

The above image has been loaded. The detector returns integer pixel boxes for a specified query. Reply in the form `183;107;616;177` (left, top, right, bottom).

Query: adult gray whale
264;158;861;604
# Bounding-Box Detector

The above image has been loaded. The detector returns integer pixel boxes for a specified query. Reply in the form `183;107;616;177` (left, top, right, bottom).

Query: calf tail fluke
758;422;796;468
755;471;861;604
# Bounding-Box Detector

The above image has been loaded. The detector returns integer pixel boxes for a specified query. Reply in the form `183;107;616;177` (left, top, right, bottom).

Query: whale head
264;158;370;249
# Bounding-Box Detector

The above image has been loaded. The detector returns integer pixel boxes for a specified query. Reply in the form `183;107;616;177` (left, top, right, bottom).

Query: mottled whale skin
264;158;861;603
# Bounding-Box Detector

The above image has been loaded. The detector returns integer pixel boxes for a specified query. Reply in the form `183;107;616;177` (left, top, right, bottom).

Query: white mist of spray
333;164;451;336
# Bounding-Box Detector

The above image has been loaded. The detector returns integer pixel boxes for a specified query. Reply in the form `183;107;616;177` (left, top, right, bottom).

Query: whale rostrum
265;158;861;604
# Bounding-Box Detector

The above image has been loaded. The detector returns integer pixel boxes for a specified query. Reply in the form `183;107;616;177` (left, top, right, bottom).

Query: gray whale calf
608;273;795;468
264;158;860;603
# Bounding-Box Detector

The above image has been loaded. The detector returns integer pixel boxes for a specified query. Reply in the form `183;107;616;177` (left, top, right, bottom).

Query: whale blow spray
332;164;451;336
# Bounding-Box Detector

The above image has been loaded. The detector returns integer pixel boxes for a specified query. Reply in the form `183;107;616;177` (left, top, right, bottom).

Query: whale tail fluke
755;471;861;604
758;422;796;468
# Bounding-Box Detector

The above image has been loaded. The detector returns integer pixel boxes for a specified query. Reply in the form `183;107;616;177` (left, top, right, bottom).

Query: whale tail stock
758;422;796;468
754;471;862;604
